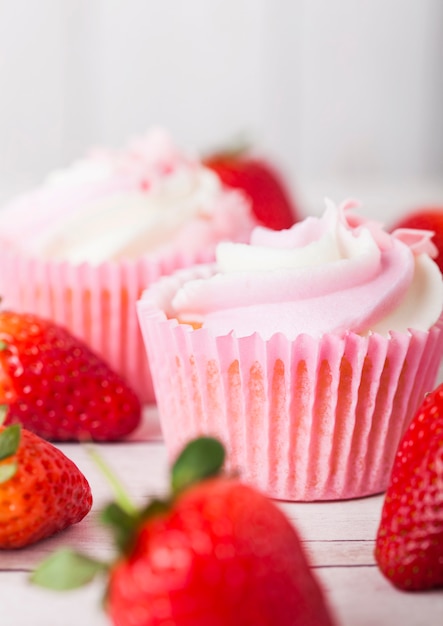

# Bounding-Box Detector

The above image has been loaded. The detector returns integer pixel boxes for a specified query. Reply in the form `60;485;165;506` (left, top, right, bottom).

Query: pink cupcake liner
0;248;214;405
137;267;443;501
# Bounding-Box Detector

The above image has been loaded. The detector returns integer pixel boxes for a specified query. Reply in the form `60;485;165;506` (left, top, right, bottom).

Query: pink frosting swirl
172;199;443;339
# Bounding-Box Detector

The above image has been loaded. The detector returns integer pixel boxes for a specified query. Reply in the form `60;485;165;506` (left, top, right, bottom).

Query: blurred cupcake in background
0;128;258;405
137;199;443;501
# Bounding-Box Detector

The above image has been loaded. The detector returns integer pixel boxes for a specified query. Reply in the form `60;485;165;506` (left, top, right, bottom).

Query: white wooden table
1;407;442;626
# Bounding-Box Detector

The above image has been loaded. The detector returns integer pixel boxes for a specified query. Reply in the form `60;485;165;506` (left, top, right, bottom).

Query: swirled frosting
172;199;443;338
0;129;255;264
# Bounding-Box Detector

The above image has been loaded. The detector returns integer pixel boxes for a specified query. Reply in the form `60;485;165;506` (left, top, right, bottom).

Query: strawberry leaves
30;548;107;590
171;436;225;494
0;423;20;483
100;437;225;552
0;423;20;460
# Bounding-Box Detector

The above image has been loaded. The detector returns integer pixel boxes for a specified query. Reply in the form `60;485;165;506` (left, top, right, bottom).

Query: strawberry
0;311;141;442
32;437;336;626
391;207;443;273
0;420;92;548
374;382;443;590
204;145;300;230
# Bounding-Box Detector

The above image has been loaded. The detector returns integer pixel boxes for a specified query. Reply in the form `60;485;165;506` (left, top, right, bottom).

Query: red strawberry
391;207;443;273
374;382;443;590
32;437;336;626
0;311;141;442
0;421;92;548
204;145;300;230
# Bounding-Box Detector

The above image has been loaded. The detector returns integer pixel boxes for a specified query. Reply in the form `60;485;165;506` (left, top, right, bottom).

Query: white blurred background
0;0;442;219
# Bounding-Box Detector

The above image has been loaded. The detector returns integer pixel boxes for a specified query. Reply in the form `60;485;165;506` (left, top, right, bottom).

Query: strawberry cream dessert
137;199;443;500
0;129;257;405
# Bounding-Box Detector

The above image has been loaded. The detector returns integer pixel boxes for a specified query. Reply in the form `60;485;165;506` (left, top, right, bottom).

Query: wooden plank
278;495;384;541
0;572;108;626
304;539;375;567
317;566;443;626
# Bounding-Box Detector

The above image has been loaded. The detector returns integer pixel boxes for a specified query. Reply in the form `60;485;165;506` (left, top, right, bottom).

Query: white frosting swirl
171;199;443;338
0;129;255;264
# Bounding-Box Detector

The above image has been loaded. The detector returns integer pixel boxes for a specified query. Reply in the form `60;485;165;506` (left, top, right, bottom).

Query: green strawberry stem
86;445;137;517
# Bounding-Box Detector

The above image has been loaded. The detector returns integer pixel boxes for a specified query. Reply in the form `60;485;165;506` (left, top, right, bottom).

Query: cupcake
137;199;443;501
0;129;258;405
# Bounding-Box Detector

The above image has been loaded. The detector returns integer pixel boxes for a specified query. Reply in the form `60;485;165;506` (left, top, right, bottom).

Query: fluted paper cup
137;265;443;501
0;248;214;405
